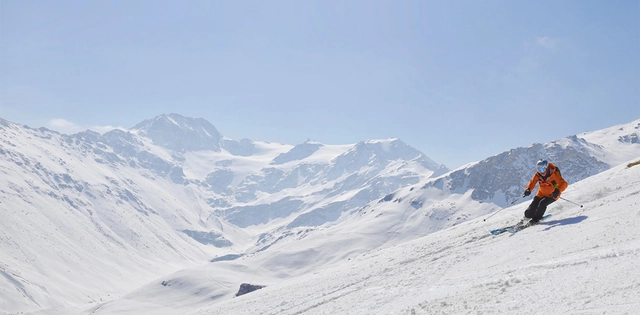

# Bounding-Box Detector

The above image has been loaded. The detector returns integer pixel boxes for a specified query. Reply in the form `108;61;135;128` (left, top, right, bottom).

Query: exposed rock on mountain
235;283;266;297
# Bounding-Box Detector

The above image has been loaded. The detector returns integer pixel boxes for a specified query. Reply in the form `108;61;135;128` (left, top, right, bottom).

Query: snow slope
88;159;640;315
1;116;639;314
202;159;640;314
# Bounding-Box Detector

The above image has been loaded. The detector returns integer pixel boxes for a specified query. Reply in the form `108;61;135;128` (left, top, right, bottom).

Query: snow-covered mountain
1;114;639;314
422;120;640;207
0;113;446;313
133;114;224;152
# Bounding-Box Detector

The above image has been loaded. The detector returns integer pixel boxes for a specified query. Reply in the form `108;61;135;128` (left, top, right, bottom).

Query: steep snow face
270;141;324;165
577;118;640;165
0;120;222;313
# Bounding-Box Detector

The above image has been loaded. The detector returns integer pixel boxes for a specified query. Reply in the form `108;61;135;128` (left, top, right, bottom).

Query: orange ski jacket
525;162;568;199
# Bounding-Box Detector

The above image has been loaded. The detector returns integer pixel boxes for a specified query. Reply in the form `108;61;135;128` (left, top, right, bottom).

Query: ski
490;225;517;236
490;214;551;235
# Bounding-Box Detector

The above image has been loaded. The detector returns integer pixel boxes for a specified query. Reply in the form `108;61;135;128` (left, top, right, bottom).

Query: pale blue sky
1;1;639;168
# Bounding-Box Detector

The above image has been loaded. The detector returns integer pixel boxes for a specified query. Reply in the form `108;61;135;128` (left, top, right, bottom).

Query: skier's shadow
540;215;588;231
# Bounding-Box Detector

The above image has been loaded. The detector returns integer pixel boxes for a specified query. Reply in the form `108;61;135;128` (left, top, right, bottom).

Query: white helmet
536;159;549;173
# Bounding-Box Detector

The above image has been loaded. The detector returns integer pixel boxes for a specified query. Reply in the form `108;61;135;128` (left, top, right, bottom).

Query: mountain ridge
1;114;639;314
0;113;447;313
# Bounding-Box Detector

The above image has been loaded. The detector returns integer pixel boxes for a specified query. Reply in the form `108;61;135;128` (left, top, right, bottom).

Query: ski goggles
537;166;547;173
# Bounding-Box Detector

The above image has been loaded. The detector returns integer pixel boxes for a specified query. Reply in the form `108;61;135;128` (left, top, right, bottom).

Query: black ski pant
524;196;555;221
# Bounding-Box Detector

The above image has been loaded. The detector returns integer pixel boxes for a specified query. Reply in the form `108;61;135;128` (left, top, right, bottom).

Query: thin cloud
46;118;123;135
512;36;562;74
90;125;123;134
46;119;83;135
535;36;561;50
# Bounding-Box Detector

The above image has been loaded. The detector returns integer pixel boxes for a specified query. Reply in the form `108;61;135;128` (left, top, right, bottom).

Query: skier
522;159;568;224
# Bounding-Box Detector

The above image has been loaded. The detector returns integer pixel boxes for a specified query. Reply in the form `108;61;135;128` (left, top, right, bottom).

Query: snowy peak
331;138;446;175
132;113;223;152
575;119;640;166
0;117;10;127
363;138;444;171
579;118;640;144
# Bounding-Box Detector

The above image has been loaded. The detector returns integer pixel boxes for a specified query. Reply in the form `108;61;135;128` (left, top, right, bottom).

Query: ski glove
551;189;560;199
523;189;531;197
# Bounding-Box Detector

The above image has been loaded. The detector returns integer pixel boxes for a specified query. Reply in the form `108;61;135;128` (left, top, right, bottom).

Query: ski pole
484;196;524;221
559;196;583;208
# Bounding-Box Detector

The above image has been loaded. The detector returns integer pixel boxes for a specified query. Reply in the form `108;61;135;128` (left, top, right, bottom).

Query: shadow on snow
540;215;589;231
